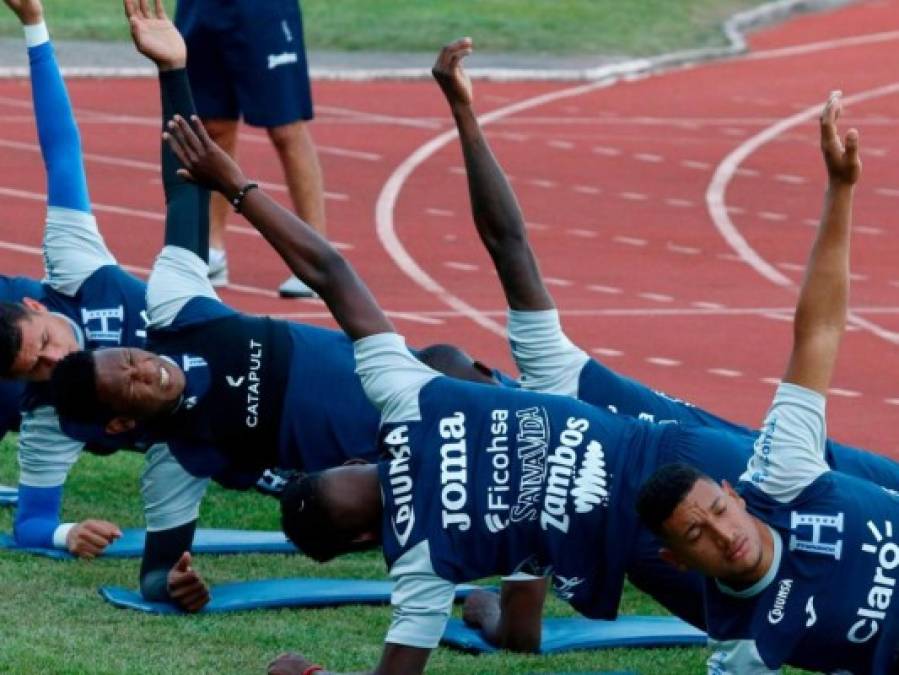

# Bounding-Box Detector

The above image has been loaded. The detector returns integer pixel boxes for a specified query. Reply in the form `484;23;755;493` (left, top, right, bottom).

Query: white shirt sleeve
42;207;116;296
354;333;439;424
507;309;589;397
17;406;82;487
385;540;456;649
146;245;218;329
140;444;209;531
741;382;829;502
707;639;781;674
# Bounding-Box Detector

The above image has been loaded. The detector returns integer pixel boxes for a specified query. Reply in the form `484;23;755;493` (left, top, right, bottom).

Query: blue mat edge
99;581;485;615
440;617;707;654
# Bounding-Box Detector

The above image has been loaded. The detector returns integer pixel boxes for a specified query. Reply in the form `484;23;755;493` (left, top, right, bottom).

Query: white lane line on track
544;277;574;287
775;174;807;184
587;285;623;295
828;387;861;398
613;236;648;247
640;292;674;303
425;208;455;217
266;304;899;320
0;137;349;202
567;228;598;238
315;105;442;130
876;187;899;198
706;81;899;346
742;29;899;63
620;191;648;201
444;261;479;272
634;153;664;163
547;140;575;150
646;357;680;367
529;178;557;188
758;211;787;221
681;160;712;170
572;185;601;194
708;368;742;378
667;243;701;255
592;146;622;156
665;198;695;208
0;187;281;298
0;96;383;164
592;348;623;358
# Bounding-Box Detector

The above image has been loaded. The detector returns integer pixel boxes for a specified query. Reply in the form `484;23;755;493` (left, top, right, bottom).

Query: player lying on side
0;0;154;559
635;94;899;674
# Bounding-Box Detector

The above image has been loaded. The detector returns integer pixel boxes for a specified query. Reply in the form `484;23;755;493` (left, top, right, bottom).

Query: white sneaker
208;248;229;287
278;275;317;298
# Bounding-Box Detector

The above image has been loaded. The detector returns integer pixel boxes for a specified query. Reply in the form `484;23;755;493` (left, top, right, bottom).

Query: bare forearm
795;183;853;336
786;182;854;392
238;189;393;340
451;103;553;311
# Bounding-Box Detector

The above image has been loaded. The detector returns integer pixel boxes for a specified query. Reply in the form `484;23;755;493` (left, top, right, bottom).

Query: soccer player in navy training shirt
431;38;899;645
636;93;899;674
0;0;156;559
156;77;891;672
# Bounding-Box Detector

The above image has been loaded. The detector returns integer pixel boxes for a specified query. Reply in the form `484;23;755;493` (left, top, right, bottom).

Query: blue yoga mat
0;485;16;507
0;528;296;559
441;616;706;654
100;578;482;614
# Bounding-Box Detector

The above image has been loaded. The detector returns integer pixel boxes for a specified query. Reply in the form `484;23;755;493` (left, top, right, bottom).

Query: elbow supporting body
13;484;63;547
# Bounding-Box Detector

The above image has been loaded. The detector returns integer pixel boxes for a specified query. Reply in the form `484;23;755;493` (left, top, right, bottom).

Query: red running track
0;1;898;452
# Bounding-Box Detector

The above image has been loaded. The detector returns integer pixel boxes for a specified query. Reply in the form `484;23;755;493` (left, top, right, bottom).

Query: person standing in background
175;0;325;298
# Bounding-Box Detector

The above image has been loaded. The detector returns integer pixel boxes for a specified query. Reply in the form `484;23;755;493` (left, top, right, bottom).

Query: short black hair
636;463;712;538
0;302;28;377
280;472;377;563
50;350;114;424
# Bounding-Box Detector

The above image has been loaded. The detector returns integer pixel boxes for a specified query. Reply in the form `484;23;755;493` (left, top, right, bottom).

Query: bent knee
266;120;309;150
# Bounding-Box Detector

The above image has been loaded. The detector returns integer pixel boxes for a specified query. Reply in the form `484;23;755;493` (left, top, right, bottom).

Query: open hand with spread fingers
432;37;475;108
124;0;186;71
820;90;861;187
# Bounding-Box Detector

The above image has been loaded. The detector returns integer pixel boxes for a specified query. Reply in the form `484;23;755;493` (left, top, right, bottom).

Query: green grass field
0;1;770;55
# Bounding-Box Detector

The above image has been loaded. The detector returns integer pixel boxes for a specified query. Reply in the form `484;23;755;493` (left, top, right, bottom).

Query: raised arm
164;115;394;341
783;92;860;394
124;0;209;262
432;38;553;312
4;0;115;297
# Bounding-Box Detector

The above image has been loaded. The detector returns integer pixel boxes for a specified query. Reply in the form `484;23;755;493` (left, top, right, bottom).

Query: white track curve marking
707;82;899;344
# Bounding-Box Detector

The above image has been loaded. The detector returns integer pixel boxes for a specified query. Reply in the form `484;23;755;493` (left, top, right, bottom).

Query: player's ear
105;416;137;435
21;297;48;313
659;547;688;572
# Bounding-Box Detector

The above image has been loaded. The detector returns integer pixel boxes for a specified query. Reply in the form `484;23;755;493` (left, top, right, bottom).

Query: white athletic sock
24;21;49;48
